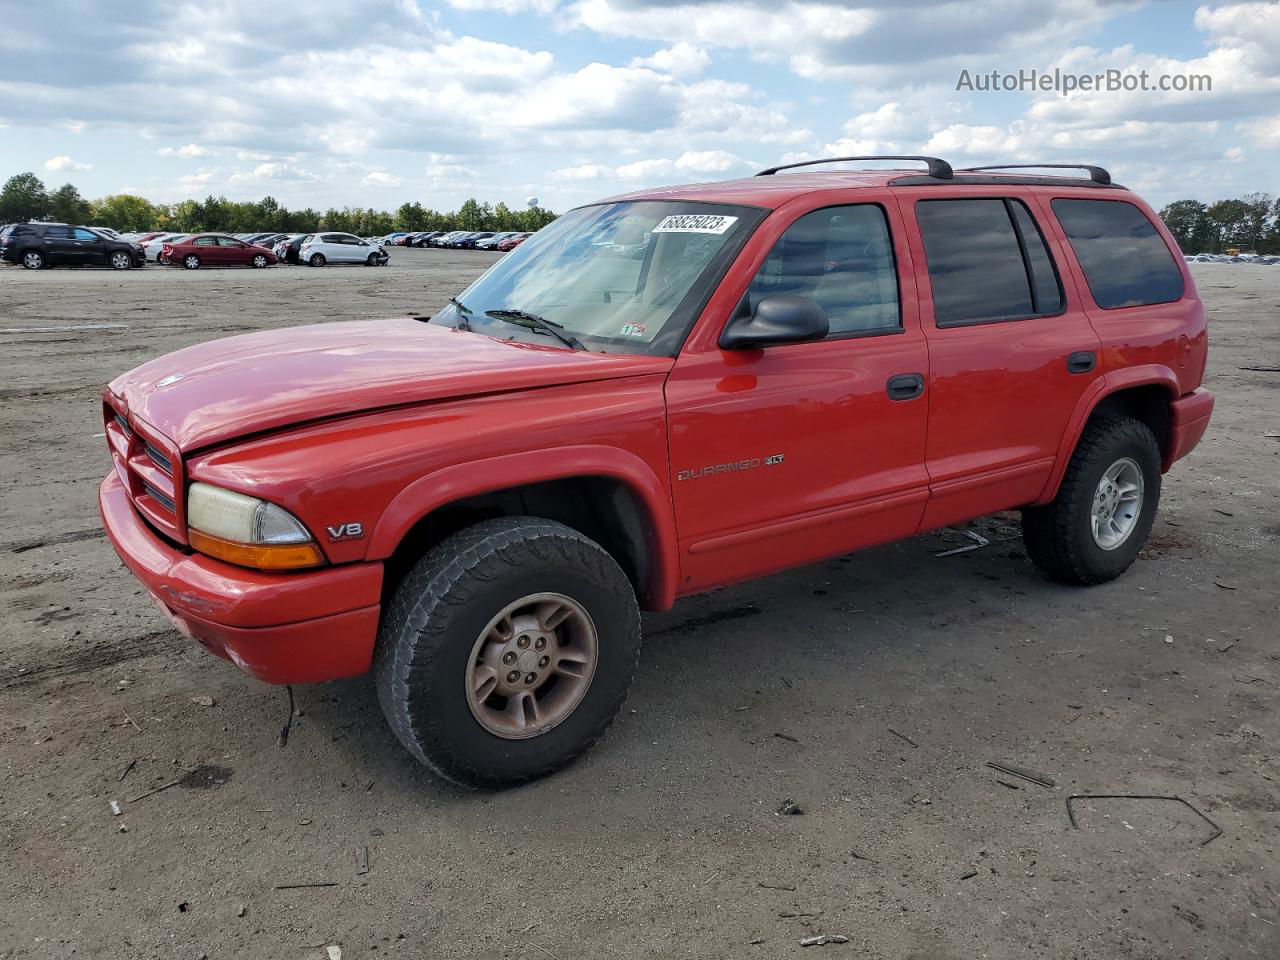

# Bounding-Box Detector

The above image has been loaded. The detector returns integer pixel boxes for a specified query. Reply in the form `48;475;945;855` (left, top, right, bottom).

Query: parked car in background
299;232;389;266
94;227;123;240
273;234;310;265
496;232;532;251
455;232;496;249
161;234;278;269
409;231;442;247
1;223;145;269
142;233;190;262
431;231;468;247
474;232;520;250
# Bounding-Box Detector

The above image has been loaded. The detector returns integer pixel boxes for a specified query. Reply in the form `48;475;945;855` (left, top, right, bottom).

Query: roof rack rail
756;155;954;180
959;164;1111;185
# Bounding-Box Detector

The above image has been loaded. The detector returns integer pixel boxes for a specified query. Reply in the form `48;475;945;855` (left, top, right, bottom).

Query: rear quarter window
1051;199;1184;309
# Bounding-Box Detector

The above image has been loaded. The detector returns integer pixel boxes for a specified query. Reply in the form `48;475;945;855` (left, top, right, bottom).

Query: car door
72;227;108;265
893;188;1102;530
41;225;77;264
218;236;249;265
192;235;221;264
665;199;931;594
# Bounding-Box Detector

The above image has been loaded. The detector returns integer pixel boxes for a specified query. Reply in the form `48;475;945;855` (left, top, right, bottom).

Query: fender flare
366;444;679;610
1036;365;1180;503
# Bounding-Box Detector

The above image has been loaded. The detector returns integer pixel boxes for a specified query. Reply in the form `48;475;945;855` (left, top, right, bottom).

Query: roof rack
756;155;954;180
959;164;1111;185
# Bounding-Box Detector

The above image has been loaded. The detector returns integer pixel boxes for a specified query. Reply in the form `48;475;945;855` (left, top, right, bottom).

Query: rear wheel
182;254;201;270
309;253;326;267
21;250;45;270
251;254;268;268
1022;416;1161;584
110;251;132;270
374;517;642;788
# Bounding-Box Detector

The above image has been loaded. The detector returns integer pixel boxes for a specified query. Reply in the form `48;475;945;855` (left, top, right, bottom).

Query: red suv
99;157;1212;787
161;234;277;269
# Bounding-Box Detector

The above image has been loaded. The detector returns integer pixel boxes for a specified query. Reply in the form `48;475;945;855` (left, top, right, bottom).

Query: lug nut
517;635;530;648
538;656;549;668
502;652;516;665
534;637;546;650
524;673;537;685
506;671;520;684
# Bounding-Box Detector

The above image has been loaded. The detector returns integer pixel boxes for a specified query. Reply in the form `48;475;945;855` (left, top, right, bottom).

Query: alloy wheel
1091;457;1144;550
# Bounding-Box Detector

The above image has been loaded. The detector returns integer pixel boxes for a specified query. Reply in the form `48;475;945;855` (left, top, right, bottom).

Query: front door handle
1067;351;1097;374
886;372;926;401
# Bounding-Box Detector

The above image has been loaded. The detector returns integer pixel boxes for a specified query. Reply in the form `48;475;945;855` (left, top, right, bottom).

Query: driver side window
748;204;901;338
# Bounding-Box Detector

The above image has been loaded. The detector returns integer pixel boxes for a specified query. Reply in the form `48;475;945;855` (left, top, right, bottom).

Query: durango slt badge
678;454;785;481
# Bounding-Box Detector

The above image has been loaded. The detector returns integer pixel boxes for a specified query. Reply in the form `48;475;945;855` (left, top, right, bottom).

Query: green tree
1238;192;1273;252
1206;198;1250;250
47;183;92;224
457;198;484;230
1158;200;1212;254
90;194;159;232
0;172;50;222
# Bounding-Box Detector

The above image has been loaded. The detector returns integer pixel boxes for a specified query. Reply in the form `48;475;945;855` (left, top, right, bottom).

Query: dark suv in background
0;223;146;270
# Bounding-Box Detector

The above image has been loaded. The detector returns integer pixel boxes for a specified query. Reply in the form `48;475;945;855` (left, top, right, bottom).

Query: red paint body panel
100;471;381;680
99;169;1214;686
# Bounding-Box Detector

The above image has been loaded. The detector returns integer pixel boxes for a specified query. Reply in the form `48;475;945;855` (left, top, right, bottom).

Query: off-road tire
373;516;642;788
1022;416;1161;585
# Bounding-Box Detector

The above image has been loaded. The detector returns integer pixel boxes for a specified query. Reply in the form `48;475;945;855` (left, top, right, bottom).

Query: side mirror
719;295;829;350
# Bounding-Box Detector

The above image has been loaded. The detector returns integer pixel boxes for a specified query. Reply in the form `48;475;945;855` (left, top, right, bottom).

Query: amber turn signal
188;529;325;571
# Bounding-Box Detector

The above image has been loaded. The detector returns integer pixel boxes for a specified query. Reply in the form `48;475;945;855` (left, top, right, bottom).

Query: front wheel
182;254;201;270
1022;416;1161;585
309;253;326;267
251;254;268;268
110;251;132;270
366;253;380;266
374;517;642;788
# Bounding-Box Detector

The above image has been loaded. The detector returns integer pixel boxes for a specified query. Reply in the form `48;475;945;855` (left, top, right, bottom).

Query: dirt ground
1;250;1276;960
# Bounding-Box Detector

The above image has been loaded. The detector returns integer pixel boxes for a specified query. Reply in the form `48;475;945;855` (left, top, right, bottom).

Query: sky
1;0;1276;213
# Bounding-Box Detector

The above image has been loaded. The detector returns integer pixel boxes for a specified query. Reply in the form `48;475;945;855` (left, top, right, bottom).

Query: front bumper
1165;387;1215;469
99;472;382;684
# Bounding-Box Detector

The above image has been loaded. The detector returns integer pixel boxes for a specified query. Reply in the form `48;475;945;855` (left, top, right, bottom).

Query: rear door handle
1067;351;1097;374
886;373;926;401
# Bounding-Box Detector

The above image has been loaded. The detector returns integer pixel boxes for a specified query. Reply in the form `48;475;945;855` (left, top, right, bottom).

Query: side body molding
367;444;680;610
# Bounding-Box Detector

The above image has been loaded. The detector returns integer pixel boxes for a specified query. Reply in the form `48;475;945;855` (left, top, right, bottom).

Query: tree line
0;172;558;236
1158;193;1278;254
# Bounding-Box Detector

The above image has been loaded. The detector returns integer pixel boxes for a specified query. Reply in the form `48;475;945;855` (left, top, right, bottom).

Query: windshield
433;200;763;355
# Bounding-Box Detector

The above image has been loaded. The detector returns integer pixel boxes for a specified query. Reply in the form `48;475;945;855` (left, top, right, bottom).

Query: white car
143;233;189;262
300;232;389;267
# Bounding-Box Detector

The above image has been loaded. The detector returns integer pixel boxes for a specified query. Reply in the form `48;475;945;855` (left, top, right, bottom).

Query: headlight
186;482;324;570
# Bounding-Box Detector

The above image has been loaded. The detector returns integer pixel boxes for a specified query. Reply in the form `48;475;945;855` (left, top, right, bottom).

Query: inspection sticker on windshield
652;214;738;235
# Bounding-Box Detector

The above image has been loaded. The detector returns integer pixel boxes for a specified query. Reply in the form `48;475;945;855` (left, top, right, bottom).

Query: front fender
367;444;680;610
1035;364;1179;504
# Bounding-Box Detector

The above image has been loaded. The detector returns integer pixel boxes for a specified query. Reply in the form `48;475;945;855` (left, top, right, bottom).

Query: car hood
109;317;673;451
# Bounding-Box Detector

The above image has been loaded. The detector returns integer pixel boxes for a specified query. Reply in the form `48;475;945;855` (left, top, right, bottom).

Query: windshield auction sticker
652;214;739;234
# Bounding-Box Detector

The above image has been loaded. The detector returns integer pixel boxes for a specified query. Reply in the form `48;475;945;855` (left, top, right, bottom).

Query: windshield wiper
448;296;473;332
484;308;586;351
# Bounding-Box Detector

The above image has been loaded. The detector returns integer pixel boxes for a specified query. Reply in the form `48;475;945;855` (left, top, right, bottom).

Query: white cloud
361;170;402;187
44;155;92;172
674;149;743;172
1223;146;1245;163
630;42;710;78
159;143;209;158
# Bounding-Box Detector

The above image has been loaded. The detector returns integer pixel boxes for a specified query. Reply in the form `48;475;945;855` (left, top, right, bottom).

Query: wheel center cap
517;649;540;673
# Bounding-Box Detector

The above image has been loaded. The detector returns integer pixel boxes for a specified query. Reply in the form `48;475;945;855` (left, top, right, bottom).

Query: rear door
893;188;1101;529
42;225;77;264
666;198;931;593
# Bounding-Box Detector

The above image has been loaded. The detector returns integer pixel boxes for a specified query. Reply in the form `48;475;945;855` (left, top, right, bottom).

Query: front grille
144;442;171;473
104;399;186;544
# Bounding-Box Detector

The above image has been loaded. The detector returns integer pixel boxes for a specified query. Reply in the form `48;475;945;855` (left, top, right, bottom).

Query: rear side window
748;204;901;337
194;236;218;246
916;198;1063;326
1051;199;1184;309
44;225;73;239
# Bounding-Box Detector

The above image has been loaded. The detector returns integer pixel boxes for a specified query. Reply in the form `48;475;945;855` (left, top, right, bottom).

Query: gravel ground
1;251;1277;960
